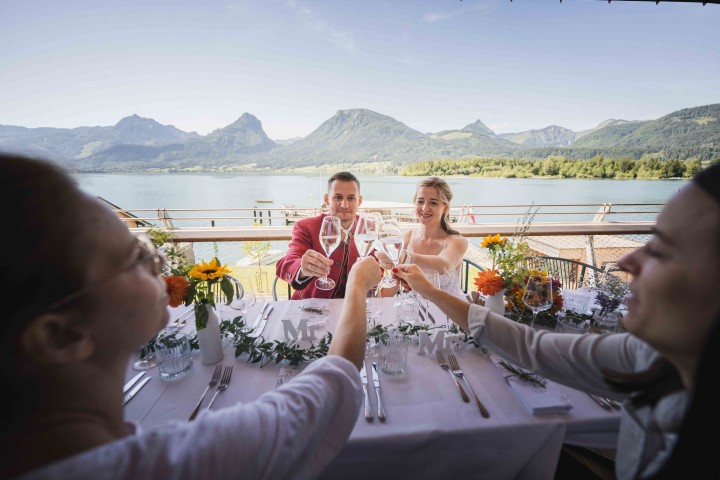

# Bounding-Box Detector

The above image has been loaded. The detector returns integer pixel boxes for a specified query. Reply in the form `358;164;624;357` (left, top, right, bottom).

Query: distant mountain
252;109;444;167
0;104;717;171
499;125;577;148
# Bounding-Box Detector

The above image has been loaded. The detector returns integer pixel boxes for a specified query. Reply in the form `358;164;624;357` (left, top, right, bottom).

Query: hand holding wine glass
315;216;342;291
522;275;553;328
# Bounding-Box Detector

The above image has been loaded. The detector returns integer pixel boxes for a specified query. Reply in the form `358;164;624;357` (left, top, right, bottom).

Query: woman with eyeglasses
0;153;381;479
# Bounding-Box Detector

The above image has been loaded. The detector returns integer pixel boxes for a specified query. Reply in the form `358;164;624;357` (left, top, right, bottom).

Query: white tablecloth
125;298;620;480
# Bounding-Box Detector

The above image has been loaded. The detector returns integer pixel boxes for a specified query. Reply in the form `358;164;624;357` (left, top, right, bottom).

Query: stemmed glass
378;219;404;289
228;287;256;331
132;341;158;371
522;275;554;328
315;216;342;291
354;213;382;320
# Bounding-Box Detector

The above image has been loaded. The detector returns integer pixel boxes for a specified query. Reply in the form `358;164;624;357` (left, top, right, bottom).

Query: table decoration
591;273;629;332
473;232;564;328
163;257;235;365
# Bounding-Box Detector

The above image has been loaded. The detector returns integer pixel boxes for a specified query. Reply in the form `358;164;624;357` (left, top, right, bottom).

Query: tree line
401;156;715;179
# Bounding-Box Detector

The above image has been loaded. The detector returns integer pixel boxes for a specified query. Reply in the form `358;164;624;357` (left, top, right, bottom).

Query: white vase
197;304;224;365
485;289;506;317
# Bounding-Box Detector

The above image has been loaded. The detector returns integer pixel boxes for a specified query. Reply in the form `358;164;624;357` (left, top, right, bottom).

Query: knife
122;376;151;406
371;362;386;422
360;364;373;421
251;306;274;337
250;303;269;331
123;372;145;394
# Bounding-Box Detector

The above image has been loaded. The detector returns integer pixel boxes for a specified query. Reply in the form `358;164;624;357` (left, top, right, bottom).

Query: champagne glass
522;275;554;328
132;341;158;371
354;213;382;320
354;213;381;260
315;216;342;290
378;220;404;289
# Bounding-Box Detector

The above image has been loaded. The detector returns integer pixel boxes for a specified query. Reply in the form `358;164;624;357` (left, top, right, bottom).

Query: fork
189;365;222;421
206;366;233;410
448;354;490;418
436;351;469;402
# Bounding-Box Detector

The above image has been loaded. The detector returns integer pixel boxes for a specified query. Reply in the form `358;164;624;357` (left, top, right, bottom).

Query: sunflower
481;234;507;250
188;258;231;281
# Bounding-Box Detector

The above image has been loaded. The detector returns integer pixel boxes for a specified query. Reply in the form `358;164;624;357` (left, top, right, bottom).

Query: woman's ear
19;313;95;364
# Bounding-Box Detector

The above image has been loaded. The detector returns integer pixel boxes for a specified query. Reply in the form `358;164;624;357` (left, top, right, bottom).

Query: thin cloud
423;2;497;23
287;0;357;53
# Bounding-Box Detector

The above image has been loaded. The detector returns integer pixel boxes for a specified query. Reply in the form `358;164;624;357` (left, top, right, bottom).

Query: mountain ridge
0;103;717;171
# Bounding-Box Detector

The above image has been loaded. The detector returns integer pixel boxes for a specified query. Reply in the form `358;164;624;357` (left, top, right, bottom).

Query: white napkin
491;357;573;415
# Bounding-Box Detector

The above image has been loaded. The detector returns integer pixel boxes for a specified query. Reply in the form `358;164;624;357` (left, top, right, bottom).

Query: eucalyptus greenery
497;360;547;388
180;316;479;368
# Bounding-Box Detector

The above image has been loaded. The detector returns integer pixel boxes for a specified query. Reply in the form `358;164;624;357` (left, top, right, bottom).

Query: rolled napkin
491;356;573;415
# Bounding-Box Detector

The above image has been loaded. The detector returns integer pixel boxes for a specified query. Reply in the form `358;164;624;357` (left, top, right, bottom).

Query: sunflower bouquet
163;258;234;330
473;234;531;296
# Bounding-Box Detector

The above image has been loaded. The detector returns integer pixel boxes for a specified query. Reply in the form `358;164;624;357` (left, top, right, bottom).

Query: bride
376;176;468;299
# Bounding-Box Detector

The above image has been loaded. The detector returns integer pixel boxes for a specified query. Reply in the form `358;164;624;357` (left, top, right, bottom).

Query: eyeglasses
43;234;166;313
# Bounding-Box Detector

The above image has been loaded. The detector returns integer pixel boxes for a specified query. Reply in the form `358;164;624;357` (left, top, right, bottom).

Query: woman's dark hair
649;317;720;479
1;154;90;324
0;154;94;428
413;177;459;235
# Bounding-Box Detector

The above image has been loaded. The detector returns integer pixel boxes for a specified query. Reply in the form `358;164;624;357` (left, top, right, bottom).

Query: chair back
272;276;293;301
524;256;604;290
460;258;485;294
210;275;244;303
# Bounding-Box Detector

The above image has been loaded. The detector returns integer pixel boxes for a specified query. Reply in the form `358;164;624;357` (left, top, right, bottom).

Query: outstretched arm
329;256;382;368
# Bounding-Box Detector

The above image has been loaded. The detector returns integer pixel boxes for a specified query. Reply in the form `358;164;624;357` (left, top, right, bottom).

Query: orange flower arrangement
164;276;189;307
163;257;234;330
474;270;506;296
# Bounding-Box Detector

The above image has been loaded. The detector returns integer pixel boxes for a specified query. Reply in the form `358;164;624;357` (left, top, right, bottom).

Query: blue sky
1;0;718;139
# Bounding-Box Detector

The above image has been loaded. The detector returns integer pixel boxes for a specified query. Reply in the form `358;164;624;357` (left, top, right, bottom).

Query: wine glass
418;268;440;309
315;216;342;290
228;287;256;331
354;213;382;319
132;341;158;371
354;213;381;260
378;220;404;289
522;275;554;328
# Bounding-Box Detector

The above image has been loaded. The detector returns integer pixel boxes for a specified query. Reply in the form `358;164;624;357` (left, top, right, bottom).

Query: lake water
73;172;686;264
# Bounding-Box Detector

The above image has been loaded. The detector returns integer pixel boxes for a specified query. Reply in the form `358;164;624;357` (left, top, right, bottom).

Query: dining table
124;297;620;480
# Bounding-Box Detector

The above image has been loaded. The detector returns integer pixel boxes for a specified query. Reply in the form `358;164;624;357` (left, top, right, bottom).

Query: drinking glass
155;331;193;380
227;287;256;331
354;213;382;319
132;340;158;371
417;268;440;308
378;220;404;289
315;216;342;290
353;213;381;260
522;275;553;328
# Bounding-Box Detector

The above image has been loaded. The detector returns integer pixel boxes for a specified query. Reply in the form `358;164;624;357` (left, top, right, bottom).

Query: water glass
155;331;193;380
378;331;409;377
556;313;589;334
396;297;418;324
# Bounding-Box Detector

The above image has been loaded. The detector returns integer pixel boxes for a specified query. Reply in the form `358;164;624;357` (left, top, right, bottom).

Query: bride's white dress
408;235;466;300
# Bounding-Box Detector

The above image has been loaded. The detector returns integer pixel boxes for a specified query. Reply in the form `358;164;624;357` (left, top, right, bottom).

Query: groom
275;171;363;299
